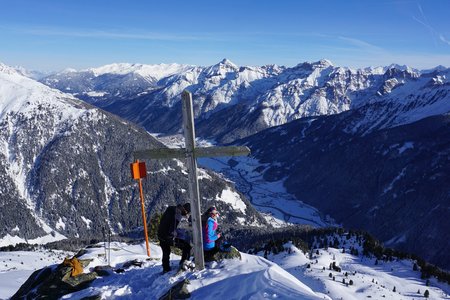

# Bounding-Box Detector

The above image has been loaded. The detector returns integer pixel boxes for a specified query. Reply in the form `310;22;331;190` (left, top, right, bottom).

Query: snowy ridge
2;239;449;299
41;58;449;143
0;62;22;76
0;64;84;120
0;65;92;243
345;69;450;134
86;62;193;81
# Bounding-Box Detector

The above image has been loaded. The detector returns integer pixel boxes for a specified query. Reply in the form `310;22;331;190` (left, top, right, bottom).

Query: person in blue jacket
202;206;223;260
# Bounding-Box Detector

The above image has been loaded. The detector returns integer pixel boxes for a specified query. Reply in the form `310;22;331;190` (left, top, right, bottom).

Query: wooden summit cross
133;90;250;270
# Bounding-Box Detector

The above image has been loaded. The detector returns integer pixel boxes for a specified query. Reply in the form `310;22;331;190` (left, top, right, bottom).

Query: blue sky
1;0;449;71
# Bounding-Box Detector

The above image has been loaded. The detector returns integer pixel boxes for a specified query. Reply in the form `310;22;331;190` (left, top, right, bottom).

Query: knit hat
183;203;191;214
208;206;219;216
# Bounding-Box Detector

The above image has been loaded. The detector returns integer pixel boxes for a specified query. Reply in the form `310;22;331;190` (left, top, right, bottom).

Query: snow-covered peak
0;62;22;76
363;65;387;75
205;58;239;77
0;63;82;120
383;64;420;79
87;62;193;80
219;58;238;68
385;63;418;73
59;67;78;74
422;65;449;74
313;59;333;68
10;66;50;80
361;64;419;76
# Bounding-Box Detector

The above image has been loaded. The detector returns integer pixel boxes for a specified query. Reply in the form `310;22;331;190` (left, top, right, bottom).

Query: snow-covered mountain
40;62;193;103
9;65;50;80
40;59;448;144
0;62;266;245
236;100;450;270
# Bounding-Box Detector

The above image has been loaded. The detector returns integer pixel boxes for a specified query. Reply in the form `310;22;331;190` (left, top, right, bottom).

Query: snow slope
0;249;73;299
18;242;328;300
2;240;448;299
87;63;193;82
0;62;88;244
270;242;450;300
0;63;84;120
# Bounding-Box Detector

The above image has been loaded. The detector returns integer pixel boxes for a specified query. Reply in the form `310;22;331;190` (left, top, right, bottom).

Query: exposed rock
159;279;191;300
11;257;97;299
205;246;241;262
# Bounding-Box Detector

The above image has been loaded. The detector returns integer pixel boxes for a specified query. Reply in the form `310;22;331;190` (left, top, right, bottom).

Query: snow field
265;241;450;300
1;239;449;299
0;249;73;299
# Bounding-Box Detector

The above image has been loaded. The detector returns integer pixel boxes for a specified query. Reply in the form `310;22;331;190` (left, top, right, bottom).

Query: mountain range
40;59;447;143
37;59;450;269
0;62;265;246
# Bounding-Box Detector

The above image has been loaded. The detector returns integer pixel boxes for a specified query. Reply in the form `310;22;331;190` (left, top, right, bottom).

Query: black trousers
159;238;192;272
174;238;192;264
159;239;172;272
204;236;223;262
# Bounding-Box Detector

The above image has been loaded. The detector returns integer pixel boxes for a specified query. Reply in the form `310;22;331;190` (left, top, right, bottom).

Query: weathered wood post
181;90;205;269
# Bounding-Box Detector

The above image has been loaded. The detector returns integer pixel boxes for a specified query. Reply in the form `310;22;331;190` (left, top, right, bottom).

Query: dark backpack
201;212;209;228
220;241;232;252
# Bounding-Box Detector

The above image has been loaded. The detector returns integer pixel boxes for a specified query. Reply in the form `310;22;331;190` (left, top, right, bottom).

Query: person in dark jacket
157;203;191;273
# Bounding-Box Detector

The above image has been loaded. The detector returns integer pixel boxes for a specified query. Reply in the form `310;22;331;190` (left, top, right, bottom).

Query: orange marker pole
138;176;151;257
131;159;150;257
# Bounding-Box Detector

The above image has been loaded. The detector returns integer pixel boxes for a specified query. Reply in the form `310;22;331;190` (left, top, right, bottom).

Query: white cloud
439;35;450;46
2;25;215;42
412;3;449;47
337;36;386;53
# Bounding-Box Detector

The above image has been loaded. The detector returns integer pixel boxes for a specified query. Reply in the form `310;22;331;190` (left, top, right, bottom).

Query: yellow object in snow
63;257;84;277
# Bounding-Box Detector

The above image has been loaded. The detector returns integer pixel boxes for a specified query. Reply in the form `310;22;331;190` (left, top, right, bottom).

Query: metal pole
108;229;111;266
182;91;205;270
103;227;107;263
